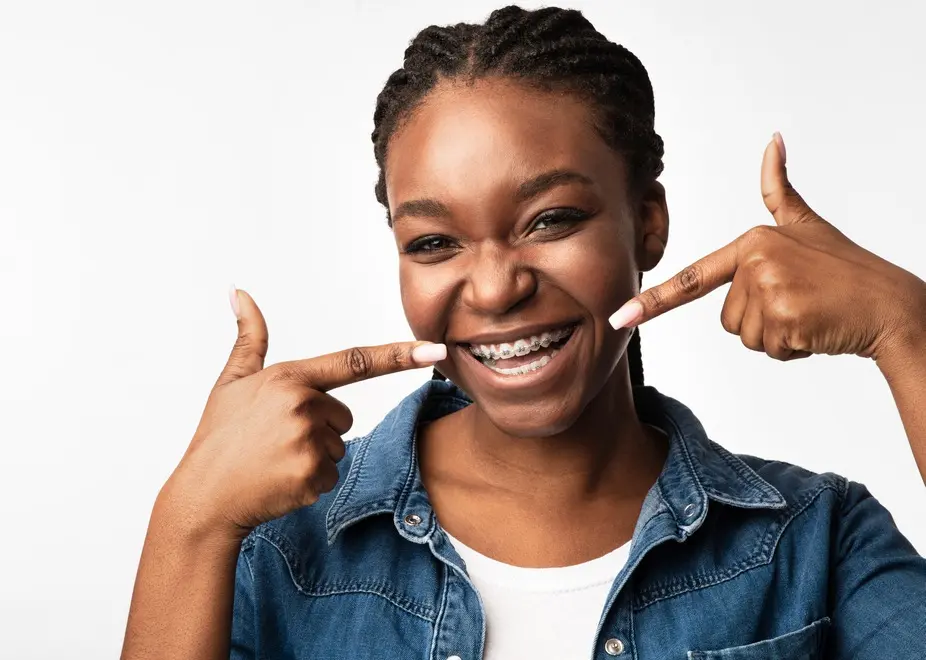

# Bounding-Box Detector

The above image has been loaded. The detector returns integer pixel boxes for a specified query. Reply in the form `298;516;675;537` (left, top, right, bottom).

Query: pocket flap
688;617;830;659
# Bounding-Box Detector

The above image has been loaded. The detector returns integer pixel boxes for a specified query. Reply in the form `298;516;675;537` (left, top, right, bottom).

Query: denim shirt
230;379;925;659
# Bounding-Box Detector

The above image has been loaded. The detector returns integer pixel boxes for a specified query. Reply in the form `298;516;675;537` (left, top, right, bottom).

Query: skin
387;77;671;564
121;77;926;658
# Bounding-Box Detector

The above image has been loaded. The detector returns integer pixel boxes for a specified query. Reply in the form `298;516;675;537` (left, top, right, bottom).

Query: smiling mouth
460;322;578;376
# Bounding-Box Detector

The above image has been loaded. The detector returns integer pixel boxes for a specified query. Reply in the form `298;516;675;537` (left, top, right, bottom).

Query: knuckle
719;310;739;335
640;286;666;313
791;207;818;225
767;295;800;324
298;449;325;480
264;362;293;386
330;439;347;462
387;344;407;369
233;331;258;353
745;224;776;244
675;264;703;297
344;348;373;379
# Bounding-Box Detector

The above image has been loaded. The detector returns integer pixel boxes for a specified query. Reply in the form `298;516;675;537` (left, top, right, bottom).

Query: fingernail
412;342;447;364
228;284;240;319
609;300;643;329
772;131;786;163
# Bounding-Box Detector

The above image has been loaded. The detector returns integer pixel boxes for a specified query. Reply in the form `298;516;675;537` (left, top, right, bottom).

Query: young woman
122;6;925;659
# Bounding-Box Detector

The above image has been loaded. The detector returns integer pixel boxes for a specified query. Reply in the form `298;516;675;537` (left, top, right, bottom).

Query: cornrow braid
372;5;664;388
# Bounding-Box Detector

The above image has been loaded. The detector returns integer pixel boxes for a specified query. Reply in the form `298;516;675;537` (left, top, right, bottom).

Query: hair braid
371;5;663;388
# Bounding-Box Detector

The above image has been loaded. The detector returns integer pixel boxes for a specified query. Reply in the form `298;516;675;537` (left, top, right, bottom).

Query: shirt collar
325;379;785;545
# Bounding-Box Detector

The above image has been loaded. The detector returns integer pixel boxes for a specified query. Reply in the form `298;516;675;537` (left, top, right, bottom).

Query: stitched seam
326;431;374;533
429;564;450;660
242;546;255;584
655;478;680;528
670;413;709;507
709;441;781;502
396;420;422;523
632;483;839;609
252;531;436;622
690;617;830;656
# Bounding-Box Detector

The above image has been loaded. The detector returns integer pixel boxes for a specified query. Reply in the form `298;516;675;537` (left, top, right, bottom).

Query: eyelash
402;208;590;255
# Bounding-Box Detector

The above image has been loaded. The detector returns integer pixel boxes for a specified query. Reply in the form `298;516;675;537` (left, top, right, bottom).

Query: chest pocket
687;617;830;660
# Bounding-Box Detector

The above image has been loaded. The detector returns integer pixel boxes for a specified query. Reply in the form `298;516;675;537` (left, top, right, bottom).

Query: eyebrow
391;169;594;224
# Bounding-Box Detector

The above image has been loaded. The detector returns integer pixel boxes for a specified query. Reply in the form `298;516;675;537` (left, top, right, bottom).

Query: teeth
467;325;574;360
469;328;572;360
484;350;559;375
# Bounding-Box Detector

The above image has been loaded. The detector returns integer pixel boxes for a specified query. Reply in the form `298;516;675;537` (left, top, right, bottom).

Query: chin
472;392;587;438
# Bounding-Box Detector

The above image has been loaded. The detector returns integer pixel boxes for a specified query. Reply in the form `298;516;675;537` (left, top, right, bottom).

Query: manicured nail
412;342;447;365
228;284;240;319
609;300;643;329
772;131;786;163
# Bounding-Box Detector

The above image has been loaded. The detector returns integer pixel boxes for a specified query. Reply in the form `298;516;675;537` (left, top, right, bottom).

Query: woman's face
386;77;667;436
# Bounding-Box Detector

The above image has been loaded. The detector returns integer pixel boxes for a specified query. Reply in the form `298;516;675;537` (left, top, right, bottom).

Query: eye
403;235;456;255
530;208;591;233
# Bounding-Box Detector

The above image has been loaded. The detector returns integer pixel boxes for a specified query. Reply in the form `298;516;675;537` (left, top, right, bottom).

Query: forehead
384;77;624;209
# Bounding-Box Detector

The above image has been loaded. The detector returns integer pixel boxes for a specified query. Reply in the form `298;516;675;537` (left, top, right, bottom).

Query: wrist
154;471;252;549
873;311;926;380
872;275;926;367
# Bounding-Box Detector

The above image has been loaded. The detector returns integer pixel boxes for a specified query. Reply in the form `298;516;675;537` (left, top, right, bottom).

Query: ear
633;180;669;273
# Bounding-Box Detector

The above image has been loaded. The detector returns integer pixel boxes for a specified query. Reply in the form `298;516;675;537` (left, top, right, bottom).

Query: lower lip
457;324;581;392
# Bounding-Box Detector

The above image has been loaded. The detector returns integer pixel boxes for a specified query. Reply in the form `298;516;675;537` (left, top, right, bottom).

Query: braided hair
371;5;663;388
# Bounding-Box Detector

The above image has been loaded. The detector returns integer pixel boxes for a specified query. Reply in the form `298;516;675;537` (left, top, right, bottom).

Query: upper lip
453;320;580;346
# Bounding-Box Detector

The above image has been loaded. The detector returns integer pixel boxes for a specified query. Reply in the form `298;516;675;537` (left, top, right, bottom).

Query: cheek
541;228;637;317
399;262;456;341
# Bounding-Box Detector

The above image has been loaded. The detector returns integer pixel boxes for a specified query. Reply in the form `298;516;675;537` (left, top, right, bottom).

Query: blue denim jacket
230;379;925;659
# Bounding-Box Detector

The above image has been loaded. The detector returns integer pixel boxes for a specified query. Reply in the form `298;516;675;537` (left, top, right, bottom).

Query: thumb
215;285;269;387
761;131;819;226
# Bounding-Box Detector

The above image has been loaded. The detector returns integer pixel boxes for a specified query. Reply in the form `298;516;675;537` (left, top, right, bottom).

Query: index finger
609;239;739;328
273;341;446;391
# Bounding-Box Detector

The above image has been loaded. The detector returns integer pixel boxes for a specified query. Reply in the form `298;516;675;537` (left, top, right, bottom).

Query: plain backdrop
2;0;924;657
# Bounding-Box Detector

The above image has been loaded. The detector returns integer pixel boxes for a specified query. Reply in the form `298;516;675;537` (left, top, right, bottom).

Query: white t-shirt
445;531;632;660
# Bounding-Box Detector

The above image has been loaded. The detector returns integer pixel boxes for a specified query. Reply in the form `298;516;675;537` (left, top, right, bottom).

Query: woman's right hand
160;287;446;541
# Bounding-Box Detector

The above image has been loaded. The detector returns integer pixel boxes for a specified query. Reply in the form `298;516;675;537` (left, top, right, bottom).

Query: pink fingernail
609;300;643;329
228;284;240;319
412;343;447;364
772;131;786;163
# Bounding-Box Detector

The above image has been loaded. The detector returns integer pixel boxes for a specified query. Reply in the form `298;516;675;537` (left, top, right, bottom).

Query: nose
461;243;537;315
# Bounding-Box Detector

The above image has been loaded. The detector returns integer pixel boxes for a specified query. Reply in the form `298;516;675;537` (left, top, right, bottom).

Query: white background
2;1;924;657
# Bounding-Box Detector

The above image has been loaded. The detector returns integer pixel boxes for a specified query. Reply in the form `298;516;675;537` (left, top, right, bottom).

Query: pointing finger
272;341;447;392
761;132;820;226
609;239;739;328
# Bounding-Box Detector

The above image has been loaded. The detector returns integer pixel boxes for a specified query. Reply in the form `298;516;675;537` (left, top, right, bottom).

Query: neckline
443;530;632;592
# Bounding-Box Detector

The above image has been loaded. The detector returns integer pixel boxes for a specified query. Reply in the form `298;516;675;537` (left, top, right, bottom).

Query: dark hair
371;5;663;388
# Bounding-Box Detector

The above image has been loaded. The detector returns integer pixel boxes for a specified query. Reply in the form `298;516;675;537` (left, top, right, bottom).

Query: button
604;638;625;655
683;503;698;519
404;513;422;526
447;656;462;660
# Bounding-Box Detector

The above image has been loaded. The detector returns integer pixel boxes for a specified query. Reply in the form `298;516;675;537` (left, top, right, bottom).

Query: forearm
875;315;926;484
121;483;243;660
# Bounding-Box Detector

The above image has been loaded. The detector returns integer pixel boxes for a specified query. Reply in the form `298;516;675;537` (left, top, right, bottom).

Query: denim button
404;513;422;526
447;656;462;660
604;638;625;655
683;503;698;519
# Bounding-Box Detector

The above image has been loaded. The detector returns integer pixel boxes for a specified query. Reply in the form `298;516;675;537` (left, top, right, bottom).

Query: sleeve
828;480;926;658
229;539;257;660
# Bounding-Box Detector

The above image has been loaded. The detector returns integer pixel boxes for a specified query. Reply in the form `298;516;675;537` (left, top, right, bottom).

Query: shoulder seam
249;529;437;623
632;480;841;610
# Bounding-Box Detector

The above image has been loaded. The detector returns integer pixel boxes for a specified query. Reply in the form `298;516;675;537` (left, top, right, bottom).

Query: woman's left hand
609;132;926;363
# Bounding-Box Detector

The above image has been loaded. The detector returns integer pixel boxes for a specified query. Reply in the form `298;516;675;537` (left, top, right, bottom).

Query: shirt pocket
687;617;830;660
